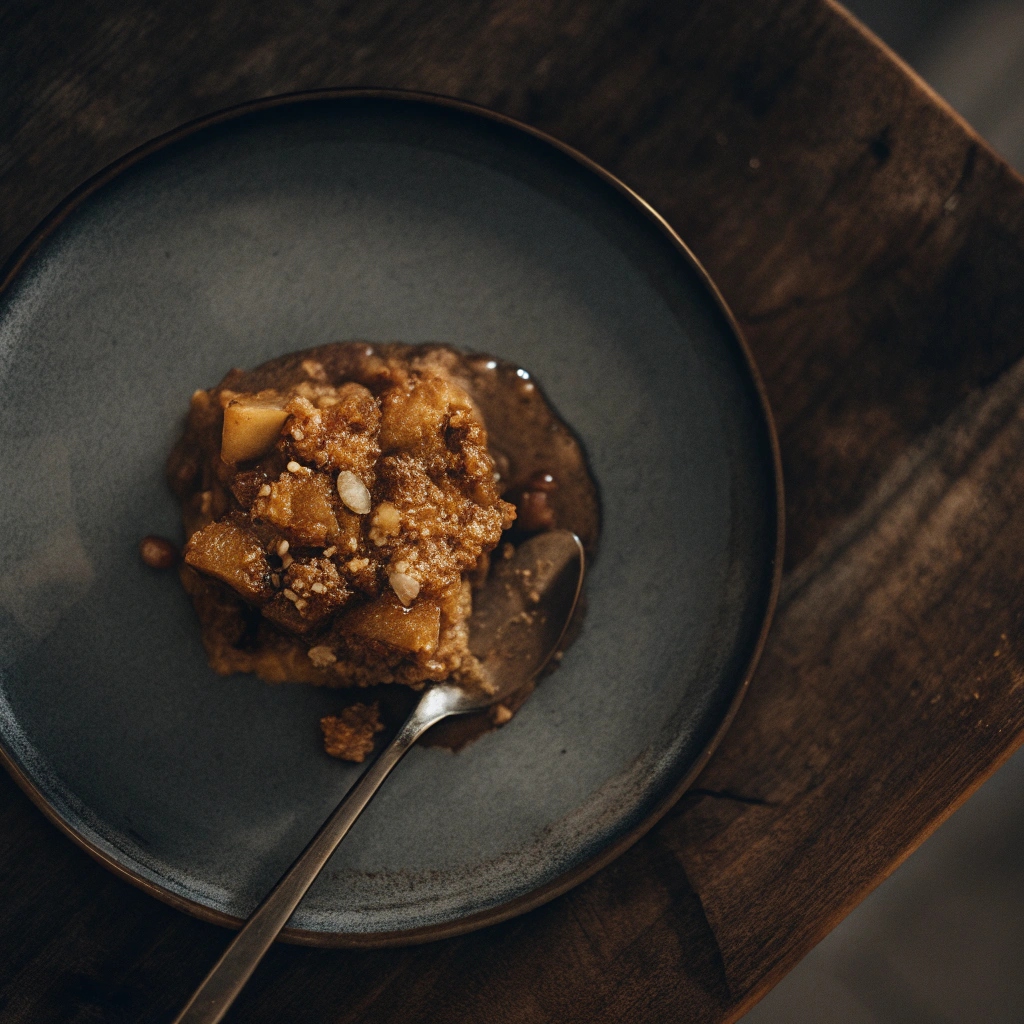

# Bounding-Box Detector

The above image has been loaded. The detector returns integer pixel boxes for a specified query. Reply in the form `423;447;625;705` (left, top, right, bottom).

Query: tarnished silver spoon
173;529;585;1024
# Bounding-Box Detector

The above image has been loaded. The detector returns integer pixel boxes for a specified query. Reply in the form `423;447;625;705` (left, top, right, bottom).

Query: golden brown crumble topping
169;344;515;693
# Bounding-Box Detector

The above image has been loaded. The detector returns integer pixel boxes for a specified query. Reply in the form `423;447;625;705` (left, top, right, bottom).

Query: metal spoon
173;529;585;1024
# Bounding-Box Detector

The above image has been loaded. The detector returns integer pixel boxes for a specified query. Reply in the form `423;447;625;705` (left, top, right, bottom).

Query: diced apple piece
251;474;340;547
379;375;454;453
368;501;401;545
184;520;272;602
341;593;441;654
221;393;289;463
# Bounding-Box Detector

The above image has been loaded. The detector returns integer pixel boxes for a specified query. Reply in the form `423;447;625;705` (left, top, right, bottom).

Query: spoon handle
172;688;450;1024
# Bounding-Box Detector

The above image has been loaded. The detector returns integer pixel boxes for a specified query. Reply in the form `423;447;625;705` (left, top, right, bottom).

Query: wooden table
3;1;1024;1020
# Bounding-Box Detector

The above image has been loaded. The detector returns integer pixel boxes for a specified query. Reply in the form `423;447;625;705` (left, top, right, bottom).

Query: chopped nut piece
286;460;302;473
276;539;290;557
389;571;421;606
491;704;513;725
337;470;371;514
308;645;337;667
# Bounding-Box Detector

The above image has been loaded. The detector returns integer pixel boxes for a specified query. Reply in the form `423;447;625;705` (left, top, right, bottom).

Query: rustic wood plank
2;1;1024;1021
679;353;1024;1012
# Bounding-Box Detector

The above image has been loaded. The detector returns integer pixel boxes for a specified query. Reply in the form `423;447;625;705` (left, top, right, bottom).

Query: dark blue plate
0;92;781;946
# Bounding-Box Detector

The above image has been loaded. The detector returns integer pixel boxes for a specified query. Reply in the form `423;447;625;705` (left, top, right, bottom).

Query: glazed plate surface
0;93;780;944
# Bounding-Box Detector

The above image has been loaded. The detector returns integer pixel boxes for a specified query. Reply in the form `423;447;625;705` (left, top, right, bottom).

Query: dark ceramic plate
0;91;781;946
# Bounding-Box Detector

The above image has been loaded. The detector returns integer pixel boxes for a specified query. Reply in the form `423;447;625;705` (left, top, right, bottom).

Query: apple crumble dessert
167;342;599;760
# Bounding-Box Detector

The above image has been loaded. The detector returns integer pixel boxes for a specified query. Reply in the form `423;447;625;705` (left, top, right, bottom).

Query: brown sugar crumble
320;702;385;762
170;343;516;696
165;341;600;757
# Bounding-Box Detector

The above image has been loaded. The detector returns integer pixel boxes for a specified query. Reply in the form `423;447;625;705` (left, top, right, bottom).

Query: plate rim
0;86;785;947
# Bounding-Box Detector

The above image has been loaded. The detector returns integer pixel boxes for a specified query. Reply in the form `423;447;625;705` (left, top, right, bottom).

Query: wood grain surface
3;1;1024;1021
